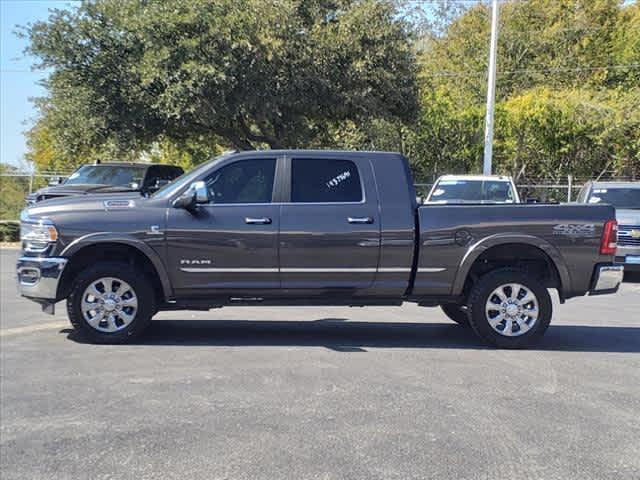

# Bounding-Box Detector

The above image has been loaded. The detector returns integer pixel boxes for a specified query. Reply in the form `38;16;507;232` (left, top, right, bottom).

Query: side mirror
173;181;209;211
48;176;63;187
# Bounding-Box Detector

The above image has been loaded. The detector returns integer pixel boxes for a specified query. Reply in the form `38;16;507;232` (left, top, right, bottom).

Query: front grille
618;225;640;247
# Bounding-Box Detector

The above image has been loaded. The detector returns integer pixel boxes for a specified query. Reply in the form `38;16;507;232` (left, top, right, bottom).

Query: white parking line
0;321;68;337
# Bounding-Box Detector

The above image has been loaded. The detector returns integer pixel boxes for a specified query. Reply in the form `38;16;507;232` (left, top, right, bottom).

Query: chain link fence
1;171;637;224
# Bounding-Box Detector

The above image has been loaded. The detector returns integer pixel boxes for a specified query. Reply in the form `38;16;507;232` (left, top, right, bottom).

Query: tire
66;261;155;344
440;304;470;327
467;268;551;349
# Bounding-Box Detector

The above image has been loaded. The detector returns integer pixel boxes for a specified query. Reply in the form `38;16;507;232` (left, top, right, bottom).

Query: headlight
20;216;58;253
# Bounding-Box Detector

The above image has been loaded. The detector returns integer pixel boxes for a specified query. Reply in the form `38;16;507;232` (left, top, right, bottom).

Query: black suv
26;162;184;205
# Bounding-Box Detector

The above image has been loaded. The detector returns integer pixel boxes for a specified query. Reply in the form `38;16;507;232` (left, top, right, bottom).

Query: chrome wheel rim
81;277;138;332
485;283;538;337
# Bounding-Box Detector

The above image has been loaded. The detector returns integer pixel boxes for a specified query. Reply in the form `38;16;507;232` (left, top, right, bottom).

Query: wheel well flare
57;243;164;303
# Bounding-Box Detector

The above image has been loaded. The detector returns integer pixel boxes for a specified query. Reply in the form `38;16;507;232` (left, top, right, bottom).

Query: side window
143;166;158;188
576;185;589;203
291;158;363;203
205;159;276;204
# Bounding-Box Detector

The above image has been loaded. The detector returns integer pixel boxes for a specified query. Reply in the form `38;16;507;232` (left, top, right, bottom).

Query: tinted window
587;187;640;209
291;159;362;203
205;159;276;204
143;166;184;188
428;180;515;203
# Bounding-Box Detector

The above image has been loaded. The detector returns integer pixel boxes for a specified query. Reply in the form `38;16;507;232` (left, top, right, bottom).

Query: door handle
245;217;272;225
348;216;374;224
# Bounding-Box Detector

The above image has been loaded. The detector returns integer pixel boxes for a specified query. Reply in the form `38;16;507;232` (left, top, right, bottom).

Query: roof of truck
437;174;513;182
588;181;640;189
227;149;403;158
89;162;157;168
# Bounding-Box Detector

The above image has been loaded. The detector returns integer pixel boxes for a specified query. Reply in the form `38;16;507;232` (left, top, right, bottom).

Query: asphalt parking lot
1;248;639;480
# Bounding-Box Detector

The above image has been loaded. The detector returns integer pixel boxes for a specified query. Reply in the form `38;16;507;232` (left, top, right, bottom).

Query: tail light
600;220;618;255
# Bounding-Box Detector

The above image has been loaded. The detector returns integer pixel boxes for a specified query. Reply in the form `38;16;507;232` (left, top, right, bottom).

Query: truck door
165;157;280;295
279;156;381;294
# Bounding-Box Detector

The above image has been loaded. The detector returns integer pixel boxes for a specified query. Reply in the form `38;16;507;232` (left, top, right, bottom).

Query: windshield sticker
439;180;464;185
593;189;607;193
588;197;601;203
432;189;445;196
326;170;351;189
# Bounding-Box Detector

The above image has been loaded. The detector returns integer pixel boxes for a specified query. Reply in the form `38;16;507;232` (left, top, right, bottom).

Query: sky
1;0;79;169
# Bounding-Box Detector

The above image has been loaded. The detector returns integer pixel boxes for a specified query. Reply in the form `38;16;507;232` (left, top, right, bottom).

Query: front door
279;156;381;295
166;157;280;296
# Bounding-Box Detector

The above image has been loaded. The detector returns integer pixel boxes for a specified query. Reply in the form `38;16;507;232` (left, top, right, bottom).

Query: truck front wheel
66;262;155;344
467;268;551;348
440;304;470;327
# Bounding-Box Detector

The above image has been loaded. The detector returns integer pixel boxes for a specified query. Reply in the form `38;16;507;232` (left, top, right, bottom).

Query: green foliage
0;164;29;222
414;0;640;180
0;222;20;242
495;87;640;179
20;0;640;181
24;0;417;166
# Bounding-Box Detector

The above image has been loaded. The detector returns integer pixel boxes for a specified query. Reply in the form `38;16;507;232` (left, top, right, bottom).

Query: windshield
428;179;516;203
64;165;146;187
152;154;228;199
588;187;640;209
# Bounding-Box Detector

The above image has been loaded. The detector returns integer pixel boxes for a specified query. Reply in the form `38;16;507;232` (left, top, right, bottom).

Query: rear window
587;187;640;209
291;159;362;203
429;179;515;203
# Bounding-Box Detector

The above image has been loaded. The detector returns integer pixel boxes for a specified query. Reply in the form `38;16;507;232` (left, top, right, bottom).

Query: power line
424;64;640;78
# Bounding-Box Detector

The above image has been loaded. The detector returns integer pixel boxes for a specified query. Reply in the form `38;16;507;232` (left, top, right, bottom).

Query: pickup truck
17;150;623;348
576;181;640;273
26;162;184;205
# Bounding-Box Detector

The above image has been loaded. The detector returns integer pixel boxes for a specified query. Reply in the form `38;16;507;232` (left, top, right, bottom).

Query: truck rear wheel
467;268;551;348
440;304;470;327
66;262;155;344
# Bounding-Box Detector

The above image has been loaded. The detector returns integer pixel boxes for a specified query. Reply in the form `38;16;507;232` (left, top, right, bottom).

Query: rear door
279;155;380;294
165;157;281;295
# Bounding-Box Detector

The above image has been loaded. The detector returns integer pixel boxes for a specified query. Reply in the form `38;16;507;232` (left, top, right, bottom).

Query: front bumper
589;264;624;295
16;256;68;301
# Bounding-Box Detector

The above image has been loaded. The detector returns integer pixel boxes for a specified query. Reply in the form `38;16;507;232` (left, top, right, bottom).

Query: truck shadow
67;319;640;353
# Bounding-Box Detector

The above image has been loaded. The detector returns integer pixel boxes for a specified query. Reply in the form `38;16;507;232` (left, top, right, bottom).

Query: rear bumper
589;264;624;295
615;257;640;272
16;256;67;301
615;251;640;272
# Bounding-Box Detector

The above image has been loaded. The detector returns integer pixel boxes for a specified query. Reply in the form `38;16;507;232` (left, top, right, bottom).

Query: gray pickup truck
17;150;623;348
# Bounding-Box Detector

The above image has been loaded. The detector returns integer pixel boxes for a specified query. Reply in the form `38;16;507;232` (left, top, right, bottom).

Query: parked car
576;181;640;273
17;150;622;348
26;162;183;205
425;175;520;204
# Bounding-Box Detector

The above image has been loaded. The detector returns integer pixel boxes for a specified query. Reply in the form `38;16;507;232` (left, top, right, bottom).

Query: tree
24;0;418;157
412;0;639;179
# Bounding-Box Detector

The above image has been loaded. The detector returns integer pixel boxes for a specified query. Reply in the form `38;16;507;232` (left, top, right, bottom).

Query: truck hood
26;183;143;202
25;192;145;218
616;209;640;226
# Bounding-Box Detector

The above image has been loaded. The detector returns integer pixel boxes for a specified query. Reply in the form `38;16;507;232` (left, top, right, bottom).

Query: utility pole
483;0;499;175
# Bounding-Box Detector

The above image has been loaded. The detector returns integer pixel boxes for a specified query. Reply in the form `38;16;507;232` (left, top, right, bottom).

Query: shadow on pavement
64;318;640;353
